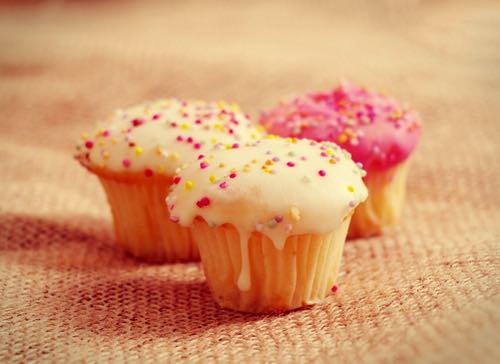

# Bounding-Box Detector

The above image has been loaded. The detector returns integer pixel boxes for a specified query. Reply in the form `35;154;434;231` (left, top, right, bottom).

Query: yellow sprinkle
211;138;218;144
218;163;226;168
155;146;163;156
347;185;355;192
98;140;105;147
102;151;110;160
326;148;334;155
185;181;194;190
230;102;240;112
216;101;226;109
225;144;232;150
156;165;166;174
337;134;348;143
209;175;217;183
169;152;179;160
213;123;224;131
134;146;143;156
111;138;118;144
243;165;251;172
251;133;257;140
180;123;190;130
251;159;258;164
290;206;301;222
329;158;337;164
265;160;273;166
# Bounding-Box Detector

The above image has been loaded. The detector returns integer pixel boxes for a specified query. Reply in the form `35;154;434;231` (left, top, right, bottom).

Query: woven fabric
1;1;499;363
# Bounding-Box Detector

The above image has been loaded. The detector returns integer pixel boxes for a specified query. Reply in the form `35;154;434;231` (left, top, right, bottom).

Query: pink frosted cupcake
260;83;422;238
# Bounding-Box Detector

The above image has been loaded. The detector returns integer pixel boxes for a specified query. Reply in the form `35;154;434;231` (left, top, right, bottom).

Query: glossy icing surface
76;99;263;176
167;137;368;290
260;82;422;171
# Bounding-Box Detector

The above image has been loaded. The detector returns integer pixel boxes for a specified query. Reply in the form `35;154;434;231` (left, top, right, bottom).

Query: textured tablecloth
1;1;499;363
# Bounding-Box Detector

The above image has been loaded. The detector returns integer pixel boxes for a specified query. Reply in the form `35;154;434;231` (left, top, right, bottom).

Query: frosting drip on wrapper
75;98;263;176
167;137;368;290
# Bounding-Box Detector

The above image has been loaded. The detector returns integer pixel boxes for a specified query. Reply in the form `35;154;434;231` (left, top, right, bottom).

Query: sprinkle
209;175;217;183
219;181;228;189
102;151;110;160
287;151;296;157
284;224;293;233
173;176;181;184
144;168;153;177
134;146;143;156
185;181;194;190
272;157;280;162
232;143;239;149
176;135;184;142
267;219;278;228
101;130;110;137
218;163;226;168
193;143;201;150
169;216;179;223
180;123;190;129
169;152;179;160
348;201;356;208
347;185;355;192
84;140;94;149
331;285;338;293
195;119;202;124
196;197;211;208
132;118;144;127
265;160;273;166
318;170;326;177
338;134;348;143
286;161;295;167
200;162;209;169
152;114;161;120
187;137;193;143
274;215;284;223
122;159;131;168
229;172;237;179
290;206;301;221
329;158;337;164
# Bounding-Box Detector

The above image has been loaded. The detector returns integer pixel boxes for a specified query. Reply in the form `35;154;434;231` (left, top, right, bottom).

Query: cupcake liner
97;173;199;262
348;160;410;238
193;218;350;313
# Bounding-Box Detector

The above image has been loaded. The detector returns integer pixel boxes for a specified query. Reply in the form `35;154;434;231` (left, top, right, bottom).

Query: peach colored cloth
1;1;499;362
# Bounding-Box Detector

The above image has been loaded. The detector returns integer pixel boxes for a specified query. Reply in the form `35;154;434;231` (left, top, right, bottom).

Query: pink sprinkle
300;156;307;161
173;176;181;184
229;172;237;179
193;143;201;150
196;196;211;208
320;152;328;157
132;118;144;127
176;136;183;142
101;130;110;137
286;162;295;167
187;137;193;143
195;119;202;124
169;216;179;223
122;159;131;168
84;140;94;149
152;114;161;120
197;154;205;160
200;162;209;169
170;122;178;128
228;129;234;134
331;285;338;293
219;181;228;189
318;170;326;177
232;143;239;149
274;215;283;223
272;157;280;162
144;168;154;177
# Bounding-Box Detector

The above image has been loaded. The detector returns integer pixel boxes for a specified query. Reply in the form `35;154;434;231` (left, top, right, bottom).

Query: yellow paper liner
193;218;350;313
95;172;199;262
348;160;410;238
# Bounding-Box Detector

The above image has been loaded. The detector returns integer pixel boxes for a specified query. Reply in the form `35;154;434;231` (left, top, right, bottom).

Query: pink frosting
260;82;422;171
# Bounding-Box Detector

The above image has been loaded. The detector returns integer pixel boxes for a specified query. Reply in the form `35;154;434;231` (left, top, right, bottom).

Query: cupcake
76;99;262;262
166;137;367;313
260;82;422;238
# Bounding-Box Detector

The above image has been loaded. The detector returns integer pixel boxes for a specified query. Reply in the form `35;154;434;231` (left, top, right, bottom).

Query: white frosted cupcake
75;99;262;262
166;137;367;312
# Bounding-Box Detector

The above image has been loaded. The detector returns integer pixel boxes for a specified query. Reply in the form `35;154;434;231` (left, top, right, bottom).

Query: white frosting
166;137;368;290
76;99;263;175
